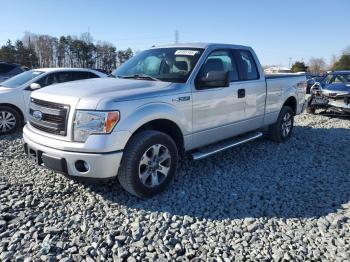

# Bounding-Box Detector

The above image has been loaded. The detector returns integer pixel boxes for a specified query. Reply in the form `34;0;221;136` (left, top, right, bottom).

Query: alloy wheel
281;112;292;137
138;144;171;188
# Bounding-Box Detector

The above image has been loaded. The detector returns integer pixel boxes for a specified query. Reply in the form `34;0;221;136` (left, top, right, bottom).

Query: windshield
323;73;350;84
0;70;44;88
114;48;204;83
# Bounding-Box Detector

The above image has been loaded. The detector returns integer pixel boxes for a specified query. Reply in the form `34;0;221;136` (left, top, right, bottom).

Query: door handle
238;89;245;98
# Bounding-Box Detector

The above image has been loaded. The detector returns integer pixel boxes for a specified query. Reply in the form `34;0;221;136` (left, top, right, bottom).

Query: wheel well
0;103;24;124
133;119;185;156
283;97;297;114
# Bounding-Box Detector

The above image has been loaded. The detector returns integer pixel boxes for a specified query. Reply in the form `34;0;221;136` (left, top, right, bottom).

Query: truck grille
29;98;70;136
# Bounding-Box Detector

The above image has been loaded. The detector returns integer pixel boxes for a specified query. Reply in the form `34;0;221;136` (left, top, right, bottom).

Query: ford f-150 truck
23;43;306;198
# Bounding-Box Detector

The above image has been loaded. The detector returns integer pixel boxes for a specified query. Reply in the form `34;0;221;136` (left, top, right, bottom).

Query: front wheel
268;106;294;143
0;106;22;135
118;130;178;198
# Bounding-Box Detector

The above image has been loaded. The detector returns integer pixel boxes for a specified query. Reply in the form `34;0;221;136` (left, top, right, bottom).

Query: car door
191;49;246;148
23;73;59;114
233;49;266;130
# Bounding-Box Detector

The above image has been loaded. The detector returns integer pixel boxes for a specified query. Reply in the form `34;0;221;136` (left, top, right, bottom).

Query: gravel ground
0;113;350;261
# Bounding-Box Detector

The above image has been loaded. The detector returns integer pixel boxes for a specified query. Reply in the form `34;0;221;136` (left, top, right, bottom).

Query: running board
191;132;263;160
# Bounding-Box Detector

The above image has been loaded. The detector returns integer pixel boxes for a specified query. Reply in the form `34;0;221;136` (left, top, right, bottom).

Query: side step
191;132;263;160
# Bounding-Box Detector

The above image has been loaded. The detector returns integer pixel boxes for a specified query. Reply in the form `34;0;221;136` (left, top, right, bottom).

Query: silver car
0;68;107;134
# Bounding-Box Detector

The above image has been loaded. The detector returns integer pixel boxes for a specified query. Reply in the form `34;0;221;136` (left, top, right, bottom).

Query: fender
116;101;190;136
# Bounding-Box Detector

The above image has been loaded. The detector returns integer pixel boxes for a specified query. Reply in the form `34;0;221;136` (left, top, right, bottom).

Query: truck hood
33;78;176;110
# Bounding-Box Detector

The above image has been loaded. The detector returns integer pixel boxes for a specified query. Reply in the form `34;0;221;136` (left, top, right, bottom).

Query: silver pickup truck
23;43;306;198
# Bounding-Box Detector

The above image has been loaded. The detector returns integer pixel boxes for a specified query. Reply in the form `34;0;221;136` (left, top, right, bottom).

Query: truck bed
265;73;306;79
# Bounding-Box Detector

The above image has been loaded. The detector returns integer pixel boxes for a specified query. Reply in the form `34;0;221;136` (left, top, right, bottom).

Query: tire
0;105;22;135
268;106;294;143
118;130;178;198
306;106;316;114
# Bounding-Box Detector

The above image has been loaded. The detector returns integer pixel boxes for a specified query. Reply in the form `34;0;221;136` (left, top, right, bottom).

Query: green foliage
291;61;308;72
0;40;16;63
118;48;133;65
332;54;350;70
0;40;38;67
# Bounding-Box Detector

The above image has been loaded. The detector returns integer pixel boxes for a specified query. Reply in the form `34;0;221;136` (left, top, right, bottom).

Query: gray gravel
1;113;350;261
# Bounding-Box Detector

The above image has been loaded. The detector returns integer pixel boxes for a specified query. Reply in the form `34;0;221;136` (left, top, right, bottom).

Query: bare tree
329;54;338;70
308;57;326;75
19;31;124;70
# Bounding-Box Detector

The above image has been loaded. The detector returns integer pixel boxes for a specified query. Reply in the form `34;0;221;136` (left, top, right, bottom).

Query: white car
0;68;107;134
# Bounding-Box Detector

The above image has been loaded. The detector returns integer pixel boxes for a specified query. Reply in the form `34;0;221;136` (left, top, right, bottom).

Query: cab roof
152;42;251;50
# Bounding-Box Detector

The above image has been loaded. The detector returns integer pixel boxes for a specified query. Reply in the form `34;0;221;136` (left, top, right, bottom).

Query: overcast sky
1;0;349;66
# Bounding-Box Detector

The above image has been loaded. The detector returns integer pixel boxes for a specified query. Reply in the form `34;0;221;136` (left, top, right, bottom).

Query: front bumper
23;131;123;179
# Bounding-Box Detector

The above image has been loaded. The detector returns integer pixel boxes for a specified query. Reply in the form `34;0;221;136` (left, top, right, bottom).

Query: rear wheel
268;106;294;143
118;130;178;198
0;106;22;135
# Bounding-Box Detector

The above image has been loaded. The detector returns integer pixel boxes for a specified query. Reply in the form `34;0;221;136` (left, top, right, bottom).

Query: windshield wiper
117;74;160;81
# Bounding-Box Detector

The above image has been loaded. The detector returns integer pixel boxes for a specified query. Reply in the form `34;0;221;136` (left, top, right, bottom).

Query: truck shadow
88;125;350;220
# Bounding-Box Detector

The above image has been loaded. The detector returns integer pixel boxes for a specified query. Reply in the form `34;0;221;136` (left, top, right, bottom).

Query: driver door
192;50;246;148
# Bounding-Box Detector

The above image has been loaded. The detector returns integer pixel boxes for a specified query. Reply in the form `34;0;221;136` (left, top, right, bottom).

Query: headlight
73;110;120;142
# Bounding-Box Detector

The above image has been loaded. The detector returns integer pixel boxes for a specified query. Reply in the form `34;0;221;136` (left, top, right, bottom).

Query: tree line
290;45;350;75
0;32;134;73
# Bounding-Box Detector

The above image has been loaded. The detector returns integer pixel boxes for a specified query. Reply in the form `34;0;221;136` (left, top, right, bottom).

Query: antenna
175;30;179;44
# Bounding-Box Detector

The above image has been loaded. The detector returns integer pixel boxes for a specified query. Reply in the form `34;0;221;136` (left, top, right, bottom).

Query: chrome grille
29;98;70;136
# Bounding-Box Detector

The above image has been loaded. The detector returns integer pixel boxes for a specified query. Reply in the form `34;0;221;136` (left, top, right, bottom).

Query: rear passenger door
233;49;266;129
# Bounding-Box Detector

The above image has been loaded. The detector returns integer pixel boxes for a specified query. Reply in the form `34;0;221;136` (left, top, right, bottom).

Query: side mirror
29;83;41;91
196;71;229;89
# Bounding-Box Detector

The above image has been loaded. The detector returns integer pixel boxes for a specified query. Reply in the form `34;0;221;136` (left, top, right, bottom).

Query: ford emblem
32;110;43;121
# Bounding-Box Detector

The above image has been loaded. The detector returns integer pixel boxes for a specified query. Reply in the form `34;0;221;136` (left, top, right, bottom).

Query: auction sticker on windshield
175;50;199;56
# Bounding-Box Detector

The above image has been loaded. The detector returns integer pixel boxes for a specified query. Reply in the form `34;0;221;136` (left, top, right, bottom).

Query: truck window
198;50;239;82
236;50;259;81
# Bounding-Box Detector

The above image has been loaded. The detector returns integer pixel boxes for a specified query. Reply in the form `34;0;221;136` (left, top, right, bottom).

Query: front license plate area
24;144;42;165
24;143;67;174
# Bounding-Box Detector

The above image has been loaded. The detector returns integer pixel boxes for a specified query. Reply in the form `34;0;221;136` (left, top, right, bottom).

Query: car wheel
118;130;178;198
0;106;22;135
268;106;294;143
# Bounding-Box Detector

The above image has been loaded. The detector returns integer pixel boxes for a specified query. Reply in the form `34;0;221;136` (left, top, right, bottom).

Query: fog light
75;160;89;173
